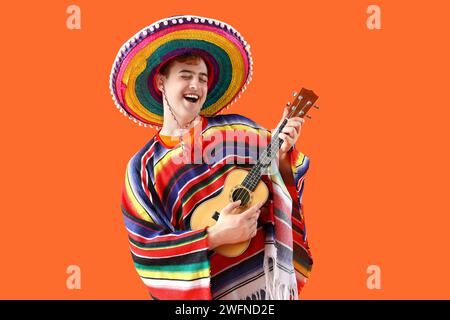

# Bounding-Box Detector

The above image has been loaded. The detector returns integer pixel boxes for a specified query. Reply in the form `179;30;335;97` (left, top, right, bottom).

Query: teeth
184;94;199;99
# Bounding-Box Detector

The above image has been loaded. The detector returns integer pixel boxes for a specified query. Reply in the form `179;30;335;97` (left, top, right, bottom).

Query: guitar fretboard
241;119;287;191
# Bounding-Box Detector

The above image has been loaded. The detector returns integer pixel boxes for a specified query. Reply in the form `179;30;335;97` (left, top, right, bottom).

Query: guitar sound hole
232;188;250;207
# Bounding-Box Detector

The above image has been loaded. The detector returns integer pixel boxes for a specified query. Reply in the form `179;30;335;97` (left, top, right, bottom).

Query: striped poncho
121;114;313;300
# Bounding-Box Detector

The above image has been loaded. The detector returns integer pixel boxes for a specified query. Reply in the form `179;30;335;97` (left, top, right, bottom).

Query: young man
110;15;313;300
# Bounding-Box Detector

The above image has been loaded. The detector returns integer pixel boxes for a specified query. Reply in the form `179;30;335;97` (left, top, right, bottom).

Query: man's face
159;59;209;120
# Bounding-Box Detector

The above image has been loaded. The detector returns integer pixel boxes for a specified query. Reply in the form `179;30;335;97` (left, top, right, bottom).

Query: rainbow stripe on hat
110;15;253;128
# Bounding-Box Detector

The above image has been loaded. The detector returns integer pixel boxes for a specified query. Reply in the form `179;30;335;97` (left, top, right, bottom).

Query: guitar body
190;169;269;257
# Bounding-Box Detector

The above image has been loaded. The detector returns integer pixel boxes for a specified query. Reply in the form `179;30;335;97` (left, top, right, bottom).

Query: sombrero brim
110;15;253;128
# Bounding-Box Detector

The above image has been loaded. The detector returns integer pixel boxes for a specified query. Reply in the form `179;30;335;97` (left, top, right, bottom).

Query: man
110;15;313;300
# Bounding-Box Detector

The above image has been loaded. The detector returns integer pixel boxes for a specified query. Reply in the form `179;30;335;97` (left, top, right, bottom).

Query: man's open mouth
184;94;199;103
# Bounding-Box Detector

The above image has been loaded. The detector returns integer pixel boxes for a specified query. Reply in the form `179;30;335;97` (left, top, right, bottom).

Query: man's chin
181;104;202;117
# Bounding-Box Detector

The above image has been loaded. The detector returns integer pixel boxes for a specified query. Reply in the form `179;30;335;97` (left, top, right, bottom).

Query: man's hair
158;53;209;77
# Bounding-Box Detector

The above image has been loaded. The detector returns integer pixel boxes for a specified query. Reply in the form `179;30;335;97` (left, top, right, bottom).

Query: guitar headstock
287;88;319;119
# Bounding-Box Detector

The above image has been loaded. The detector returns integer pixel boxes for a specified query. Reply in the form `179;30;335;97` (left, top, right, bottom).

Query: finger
230;200;241;207
291;117;305;123
247;222;257;235
246;209;261;220
288;118;303;128
252;208;262;221
224;200;241;213
288;117;303;124
289;116;305;123
255;202;264;208
275;108;289;131
279;133;294;144
277;107;290;127
287;120;303;130
245;202;263;210
243;207;259;219
282;126;297;138
242;204;262;218
279;133;294;152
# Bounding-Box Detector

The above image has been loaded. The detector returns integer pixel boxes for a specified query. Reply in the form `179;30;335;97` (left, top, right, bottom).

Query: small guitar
190;87;319;257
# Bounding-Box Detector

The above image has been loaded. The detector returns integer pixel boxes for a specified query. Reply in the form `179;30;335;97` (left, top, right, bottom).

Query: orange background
1;0;449;299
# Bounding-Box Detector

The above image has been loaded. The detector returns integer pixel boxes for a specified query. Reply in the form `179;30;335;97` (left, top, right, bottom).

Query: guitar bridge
212;211;220;221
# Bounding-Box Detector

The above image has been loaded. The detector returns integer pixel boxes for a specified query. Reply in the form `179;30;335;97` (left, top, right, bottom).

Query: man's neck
160;112;200;136
160;121;181;136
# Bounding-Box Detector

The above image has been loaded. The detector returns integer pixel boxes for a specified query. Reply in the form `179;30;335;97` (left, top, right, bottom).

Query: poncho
121;114;313;300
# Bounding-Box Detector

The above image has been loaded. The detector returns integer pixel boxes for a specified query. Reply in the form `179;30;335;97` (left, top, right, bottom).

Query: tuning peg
286;102;291;106
313;104;320;110
292;92;298;97
306;115;312;120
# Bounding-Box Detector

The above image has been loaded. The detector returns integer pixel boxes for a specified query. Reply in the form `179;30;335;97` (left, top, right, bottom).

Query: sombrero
109;15;253;128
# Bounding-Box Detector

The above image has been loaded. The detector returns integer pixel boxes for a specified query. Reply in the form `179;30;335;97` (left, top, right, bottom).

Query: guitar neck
241;119;288;192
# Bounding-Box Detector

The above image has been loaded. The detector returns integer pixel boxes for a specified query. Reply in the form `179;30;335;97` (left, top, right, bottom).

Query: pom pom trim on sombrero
110;15;253;128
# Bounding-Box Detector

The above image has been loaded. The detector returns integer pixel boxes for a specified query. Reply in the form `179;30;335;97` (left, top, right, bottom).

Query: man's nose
189;78;199;89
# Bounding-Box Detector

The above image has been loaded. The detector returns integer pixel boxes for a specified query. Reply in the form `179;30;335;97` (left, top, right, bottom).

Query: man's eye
181;75;191;79
200;78;207;83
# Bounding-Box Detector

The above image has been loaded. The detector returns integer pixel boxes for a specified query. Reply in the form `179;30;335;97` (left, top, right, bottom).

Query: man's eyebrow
179;70;208;77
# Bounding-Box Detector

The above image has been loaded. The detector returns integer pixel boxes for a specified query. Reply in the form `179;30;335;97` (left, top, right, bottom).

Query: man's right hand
207;200;263;250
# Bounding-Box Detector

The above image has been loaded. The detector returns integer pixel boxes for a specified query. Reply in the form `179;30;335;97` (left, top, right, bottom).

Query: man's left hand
276;106;304;157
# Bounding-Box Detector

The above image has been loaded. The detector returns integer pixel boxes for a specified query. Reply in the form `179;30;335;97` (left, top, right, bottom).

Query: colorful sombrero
110;15;253;128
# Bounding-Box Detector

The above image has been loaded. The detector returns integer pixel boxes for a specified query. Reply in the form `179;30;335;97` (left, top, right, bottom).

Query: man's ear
156;74;165;93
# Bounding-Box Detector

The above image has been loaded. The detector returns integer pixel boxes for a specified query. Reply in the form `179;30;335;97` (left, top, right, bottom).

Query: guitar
190;87;319;257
